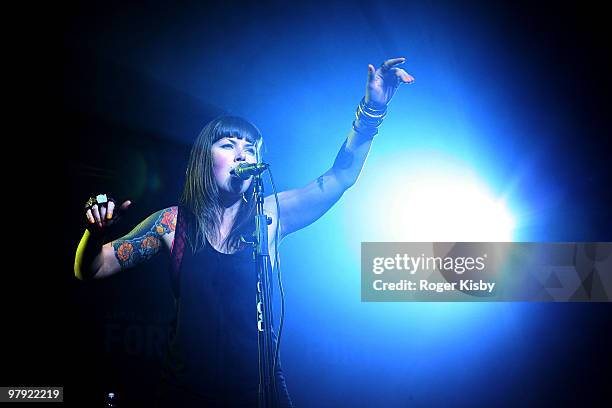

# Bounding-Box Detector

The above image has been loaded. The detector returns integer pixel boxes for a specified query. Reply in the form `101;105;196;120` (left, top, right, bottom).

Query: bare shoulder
156;206;178;251
264;195;282;241
155;206;178;233
133;206;177;236
263;195;278;217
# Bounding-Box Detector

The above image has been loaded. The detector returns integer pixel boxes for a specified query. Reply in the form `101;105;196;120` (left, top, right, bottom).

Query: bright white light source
345;152;515;242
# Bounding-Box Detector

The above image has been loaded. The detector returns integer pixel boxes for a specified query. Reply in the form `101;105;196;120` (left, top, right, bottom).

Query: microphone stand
250;170;278;408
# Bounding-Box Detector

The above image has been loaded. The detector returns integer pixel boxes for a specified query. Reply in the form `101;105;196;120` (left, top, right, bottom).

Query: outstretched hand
365;57;414;108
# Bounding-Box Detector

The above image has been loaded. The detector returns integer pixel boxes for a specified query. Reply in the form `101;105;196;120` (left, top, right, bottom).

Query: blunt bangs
212;116;263;147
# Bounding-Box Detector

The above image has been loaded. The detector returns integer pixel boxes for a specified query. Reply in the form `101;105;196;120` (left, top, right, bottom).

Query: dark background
6;0;612;406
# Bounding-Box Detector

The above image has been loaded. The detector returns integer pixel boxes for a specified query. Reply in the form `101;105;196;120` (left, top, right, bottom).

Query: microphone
230;162;269;180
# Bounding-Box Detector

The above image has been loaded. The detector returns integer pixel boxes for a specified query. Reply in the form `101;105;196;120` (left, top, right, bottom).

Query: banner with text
361;242;612;301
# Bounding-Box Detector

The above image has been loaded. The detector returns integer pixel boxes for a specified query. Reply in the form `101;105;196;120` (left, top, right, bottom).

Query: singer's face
211;136;258;197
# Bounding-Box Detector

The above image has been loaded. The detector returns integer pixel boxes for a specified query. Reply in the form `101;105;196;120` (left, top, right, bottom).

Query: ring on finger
85;197;96;210
85;194;114;211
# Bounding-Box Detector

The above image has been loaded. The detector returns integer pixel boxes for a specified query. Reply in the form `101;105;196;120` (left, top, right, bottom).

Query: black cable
267;168;285;380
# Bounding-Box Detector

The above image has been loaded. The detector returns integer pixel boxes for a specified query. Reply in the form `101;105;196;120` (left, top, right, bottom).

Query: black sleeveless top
157;206;293;408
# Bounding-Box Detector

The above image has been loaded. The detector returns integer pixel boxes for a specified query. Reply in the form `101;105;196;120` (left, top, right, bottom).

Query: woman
75;57;414;407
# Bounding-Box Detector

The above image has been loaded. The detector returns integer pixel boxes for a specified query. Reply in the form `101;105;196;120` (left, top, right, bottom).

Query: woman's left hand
365;57;414;108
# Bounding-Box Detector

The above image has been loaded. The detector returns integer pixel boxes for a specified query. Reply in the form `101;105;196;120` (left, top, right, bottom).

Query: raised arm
74;200;177;280
264;57;414;239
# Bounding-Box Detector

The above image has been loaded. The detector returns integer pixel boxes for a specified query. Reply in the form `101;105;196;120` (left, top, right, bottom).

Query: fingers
91;205;102;227
106;200;115;220
393;68;415;84
107;200;132;222
367;64;376;84
382;57;406;70
369;58;410;77
105;199;131;221
84;195;131;232
86;209;95;225
374;58;415;84
119;200;132;212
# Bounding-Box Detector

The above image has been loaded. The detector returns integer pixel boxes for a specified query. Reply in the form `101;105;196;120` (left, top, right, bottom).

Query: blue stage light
344;151;516;242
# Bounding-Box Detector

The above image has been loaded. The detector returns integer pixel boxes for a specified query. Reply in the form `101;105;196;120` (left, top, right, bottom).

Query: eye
221;144;233;149
246;148;256;155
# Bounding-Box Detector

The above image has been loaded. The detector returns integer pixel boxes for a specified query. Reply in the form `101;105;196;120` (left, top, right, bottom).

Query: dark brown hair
180;115;263;252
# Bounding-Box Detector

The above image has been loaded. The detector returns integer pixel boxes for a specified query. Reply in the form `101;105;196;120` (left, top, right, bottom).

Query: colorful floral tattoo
112;206;177;269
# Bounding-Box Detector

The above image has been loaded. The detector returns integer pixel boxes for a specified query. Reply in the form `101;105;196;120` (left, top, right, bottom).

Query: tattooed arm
74;206;177;280
263;129;373;239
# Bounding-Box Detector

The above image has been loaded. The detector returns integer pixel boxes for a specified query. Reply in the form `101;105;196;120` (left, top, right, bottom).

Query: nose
234;149;246;162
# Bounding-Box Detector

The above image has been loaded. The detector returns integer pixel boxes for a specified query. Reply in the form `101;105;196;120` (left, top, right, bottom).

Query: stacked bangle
353;97;387;138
